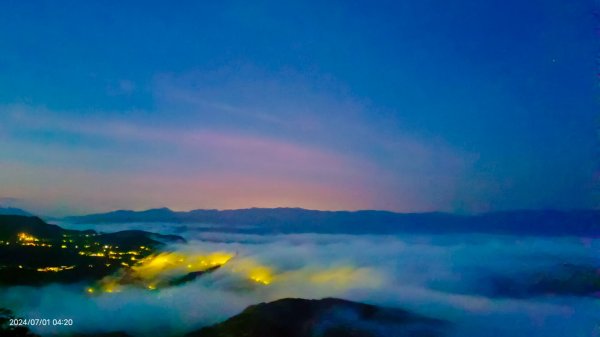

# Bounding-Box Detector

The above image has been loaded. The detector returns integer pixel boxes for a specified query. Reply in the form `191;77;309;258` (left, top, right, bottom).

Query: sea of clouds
1;222;599;336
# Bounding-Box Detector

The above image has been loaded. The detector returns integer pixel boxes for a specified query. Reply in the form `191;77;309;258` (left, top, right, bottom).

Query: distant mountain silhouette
187;297;447;337
65;208;600;237
0;206;32;217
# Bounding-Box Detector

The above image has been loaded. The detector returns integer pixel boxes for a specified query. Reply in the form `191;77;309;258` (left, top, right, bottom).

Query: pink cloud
0;104;473;216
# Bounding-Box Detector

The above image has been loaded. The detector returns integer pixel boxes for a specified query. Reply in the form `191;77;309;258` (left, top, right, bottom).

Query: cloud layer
2;227;599;336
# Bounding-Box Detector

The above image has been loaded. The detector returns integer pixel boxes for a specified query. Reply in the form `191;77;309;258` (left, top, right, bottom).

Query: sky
0;0;597;216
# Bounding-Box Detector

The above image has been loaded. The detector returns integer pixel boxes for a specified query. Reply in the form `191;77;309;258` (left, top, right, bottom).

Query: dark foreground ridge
65;208;600;236
187;297;447;337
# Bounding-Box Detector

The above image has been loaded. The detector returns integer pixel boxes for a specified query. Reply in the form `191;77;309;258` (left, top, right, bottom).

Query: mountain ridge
63;208;600;237
0;206;33;217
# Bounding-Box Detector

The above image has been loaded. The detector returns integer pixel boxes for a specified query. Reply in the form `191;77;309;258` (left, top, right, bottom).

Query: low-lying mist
2;223;599;336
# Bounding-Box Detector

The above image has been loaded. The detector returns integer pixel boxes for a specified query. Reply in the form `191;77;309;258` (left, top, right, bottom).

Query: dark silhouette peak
141;207;174;214
187;297;446;337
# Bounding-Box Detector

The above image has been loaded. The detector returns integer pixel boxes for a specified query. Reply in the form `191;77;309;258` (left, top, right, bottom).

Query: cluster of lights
245;265;274;285
10;233;275;292
84;251;235;294
77;248;142;260
10;233;153;275
13;232;53;247
12;233;276;290
81;252;284;296
58;237;121;252
36;265;75;272
18;233;39;242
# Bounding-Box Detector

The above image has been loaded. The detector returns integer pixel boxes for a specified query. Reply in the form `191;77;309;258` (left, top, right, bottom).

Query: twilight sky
0;1;597;216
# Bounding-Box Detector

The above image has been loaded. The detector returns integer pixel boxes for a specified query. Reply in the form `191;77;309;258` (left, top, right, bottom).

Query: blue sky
0;0;597;216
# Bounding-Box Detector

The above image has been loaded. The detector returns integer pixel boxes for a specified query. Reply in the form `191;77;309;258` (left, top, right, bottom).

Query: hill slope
187;297;447;337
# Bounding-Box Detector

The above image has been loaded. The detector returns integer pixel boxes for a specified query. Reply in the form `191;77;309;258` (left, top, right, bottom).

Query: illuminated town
0;221;274;292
